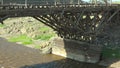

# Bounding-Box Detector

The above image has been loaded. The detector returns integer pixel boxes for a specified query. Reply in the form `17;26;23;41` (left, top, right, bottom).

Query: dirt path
0;38;106;68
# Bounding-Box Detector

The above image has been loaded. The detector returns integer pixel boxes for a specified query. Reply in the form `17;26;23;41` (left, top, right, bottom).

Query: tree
90;0;112;5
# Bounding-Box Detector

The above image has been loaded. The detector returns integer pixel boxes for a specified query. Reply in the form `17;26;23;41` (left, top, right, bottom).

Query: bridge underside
0;5;120;47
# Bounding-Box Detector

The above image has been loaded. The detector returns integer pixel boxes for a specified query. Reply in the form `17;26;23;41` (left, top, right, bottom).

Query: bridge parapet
0;4;120;10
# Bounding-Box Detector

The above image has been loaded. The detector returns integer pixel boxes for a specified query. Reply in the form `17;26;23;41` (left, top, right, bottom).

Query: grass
40;27;51;32
34;45;42;49
0;17;57;50
0;24;5;27
34;26;56;40
8;35;33;45
34;33;55;40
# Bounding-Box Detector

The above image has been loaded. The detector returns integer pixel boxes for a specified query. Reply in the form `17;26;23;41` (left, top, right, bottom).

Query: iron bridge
0;0;120;47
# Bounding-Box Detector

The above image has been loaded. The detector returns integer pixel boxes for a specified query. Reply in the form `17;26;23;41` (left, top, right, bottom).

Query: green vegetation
8;35;33;45
34;26;56;40
102;47;120;58
40;27;51;32
34;45;42;49
0;24;5;27
34;33;55;40
1;17;56;47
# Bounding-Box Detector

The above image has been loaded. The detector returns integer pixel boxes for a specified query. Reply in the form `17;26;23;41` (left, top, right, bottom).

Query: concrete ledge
52;38;102;63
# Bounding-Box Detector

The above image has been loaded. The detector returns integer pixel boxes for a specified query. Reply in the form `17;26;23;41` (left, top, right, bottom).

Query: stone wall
51;37;102;63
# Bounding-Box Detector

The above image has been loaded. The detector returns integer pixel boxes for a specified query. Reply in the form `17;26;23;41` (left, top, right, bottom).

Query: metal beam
25;0;27;8
0;0;3;5
110;0;112;5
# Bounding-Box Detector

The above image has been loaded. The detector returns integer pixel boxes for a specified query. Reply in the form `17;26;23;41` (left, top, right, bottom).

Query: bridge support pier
51;37;102;63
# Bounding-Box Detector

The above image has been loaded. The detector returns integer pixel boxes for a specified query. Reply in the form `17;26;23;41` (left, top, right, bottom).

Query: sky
83;0;120;2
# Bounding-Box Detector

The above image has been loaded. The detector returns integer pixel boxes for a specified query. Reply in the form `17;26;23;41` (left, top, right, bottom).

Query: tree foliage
90;0;112;4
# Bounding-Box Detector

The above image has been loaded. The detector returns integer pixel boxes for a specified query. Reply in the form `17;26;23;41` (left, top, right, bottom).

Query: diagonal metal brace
107;9;120;22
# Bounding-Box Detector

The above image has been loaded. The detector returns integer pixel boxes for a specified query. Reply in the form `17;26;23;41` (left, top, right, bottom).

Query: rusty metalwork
0;1;120;47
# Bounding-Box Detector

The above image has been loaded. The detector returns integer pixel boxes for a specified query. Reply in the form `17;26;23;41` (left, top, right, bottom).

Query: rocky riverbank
0;38;106;68
0;17;57;53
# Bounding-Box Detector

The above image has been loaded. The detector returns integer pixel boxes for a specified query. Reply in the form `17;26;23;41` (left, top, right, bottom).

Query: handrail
0;0;119;6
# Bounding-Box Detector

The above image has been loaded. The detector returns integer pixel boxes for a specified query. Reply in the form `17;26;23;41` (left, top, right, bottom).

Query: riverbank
0;17;57;51
0;38;106;68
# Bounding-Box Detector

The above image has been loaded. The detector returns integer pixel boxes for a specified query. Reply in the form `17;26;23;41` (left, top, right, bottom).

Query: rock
0;28;5;35
21;28;27;34
32;40;53;54
0;17;43;38
39;41;53;54
52;37;102;63
40;45;52;54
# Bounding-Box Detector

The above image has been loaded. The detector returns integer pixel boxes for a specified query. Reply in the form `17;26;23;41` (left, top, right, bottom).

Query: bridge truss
0;3;120;48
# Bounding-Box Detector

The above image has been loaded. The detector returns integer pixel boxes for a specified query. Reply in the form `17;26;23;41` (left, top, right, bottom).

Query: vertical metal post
110;0;112;6
95;0;97;6
64;0;67;7
63;0;65;7
63;0;66;7
78;0;80;5
1;0;3;5
64;0;66;5
25;0;27;8
54;0;56;6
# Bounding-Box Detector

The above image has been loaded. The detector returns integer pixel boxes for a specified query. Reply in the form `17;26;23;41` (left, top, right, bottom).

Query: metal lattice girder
0;4;120;47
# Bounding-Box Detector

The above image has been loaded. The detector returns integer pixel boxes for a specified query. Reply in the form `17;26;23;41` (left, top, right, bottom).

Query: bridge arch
0;2;120;47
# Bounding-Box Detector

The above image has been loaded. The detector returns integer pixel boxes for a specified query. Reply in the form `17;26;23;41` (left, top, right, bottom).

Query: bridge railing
0;4;119;11
0;0;119;6
0;0;120;10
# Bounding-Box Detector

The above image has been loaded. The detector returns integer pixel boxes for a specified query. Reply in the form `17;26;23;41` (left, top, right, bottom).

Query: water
0;38;106;68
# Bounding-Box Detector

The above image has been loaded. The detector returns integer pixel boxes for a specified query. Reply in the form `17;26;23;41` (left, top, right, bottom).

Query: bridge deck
0;4;120;45
0;4;120;19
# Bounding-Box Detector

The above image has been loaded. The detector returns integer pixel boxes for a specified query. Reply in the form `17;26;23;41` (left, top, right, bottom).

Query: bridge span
0;3;120;46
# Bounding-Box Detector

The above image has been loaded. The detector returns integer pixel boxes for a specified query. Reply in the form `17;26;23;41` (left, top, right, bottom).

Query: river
0;38;106;68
